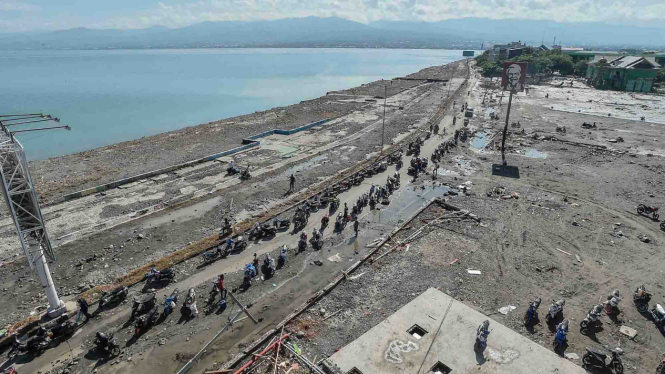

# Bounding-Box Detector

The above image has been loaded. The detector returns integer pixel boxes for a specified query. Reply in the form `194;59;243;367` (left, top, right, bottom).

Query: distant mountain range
0;17;662;50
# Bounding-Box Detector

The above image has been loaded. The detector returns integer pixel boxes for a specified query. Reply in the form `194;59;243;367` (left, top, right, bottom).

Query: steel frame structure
0;115;64;316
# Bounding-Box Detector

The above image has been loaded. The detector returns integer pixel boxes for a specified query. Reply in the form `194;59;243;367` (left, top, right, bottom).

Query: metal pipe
4;118;59;127
11;125;70;134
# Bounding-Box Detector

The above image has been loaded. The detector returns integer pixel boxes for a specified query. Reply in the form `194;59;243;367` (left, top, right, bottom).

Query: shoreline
28;61;460;204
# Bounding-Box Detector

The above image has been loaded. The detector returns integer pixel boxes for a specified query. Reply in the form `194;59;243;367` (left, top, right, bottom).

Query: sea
0;48;467;160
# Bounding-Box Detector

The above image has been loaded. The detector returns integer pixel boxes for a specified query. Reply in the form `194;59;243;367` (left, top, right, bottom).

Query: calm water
0;48;465;160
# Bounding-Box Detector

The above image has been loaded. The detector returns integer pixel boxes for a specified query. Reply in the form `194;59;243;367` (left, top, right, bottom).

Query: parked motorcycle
163;288;179;316
633;285;652;313
329;197;340;212
131;292;156;317
580;304;604;334
94;331;120;357
134;304;159;335
637;204;659;220
46;315;76;341
227;165;240;175
234;236;247;252
240;167;251;180
146;267;176;283
605;290;621;316
6;331;49;359
524;298;541;325
202;248;223;264
650;304;665;329
553;320;568;352
99;286;129;309
321;213;330;230
182;287;198;317
473;320;490;353
310;235;322;250
583;347;623;374
274;218;291;230
545;299;565;323
656;354;665;374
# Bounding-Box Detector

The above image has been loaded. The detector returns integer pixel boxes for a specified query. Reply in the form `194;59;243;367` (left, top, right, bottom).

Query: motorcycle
134;304;160;335
310;235;322;250
202;248;222;264
580;304;604;334
240;167;251;180
182;287;198;317
46;315;76;341
278;245;288;267
553;320;568;352
234;236;247;252
329;197;340;212
6;331;49;359
334;213;345;232
263;256;276;278
99;286;129;309
274;218;291;230
473;321;490;353
227;165;240;175
94;332;120;357
146;267;176;283
545;299;565;323
605;290;621;316
131;292;156;317
321;214;330;230
583;347;623;374
637;204;659;220
650;304;665;328
633;285;652;313
163;288;179;316
656;354;665;374
298;238;307;253
524;298;541;325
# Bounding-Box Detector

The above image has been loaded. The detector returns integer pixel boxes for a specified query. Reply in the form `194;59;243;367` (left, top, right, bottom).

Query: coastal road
6;73;476;374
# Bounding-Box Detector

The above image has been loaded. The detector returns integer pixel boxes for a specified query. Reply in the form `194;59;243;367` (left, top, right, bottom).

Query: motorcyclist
556;319;569;336
279;245;288;267
95;332;109;349
252;221;261;235
300;231;308;241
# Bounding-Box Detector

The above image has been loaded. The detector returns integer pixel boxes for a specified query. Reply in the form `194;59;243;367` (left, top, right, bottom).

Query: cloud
0;0;664;32
0;0;40;12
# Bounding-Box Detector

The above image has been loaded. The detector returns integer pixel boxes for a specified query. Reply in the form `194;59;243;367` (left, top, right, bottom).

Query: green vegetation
657;69;665;83
475;48;576;78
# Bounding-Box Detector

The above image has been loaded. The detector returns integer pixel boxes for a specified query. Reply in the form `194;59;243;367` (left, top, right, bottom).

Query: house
586;55;660;92
490;41;526;61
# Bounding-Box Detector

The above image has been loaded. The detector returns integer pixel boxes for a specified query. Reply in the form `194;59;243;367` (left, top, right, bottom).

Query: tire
582;353;593;366
637;206;645;214
552;341;559;351
654;213;660;221
111;346;120;357
661;222;665;231
613;362;623;374
580;320;588;329
637;303;648;313
657;363;665;374
473;340;480;353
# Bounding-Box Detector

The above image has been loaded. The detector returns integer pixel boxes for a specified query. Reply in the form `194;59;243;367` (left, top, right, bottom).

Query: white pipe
29;237;65;317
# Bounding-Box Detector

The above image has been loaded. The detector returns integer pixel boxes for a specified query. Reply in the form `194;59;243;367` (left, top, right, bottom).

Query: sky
0;0;664;32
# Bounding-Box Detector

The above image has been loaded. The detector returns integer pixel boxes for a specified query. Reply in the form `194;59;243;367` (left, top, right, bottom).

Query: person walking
217;274;228;300
289;174;296;191
354;220;360;236
252;253;260;275
77;298;92;323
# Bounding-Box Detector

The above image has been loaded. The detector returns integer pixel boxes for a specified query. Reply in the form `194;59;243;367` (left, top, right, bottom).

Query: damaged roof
590;55;661;69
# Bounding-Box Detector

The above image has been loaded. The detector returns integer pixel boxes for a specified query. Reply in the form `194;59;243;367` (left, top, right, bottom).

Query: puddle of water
377;186;450;225
524;149;548;159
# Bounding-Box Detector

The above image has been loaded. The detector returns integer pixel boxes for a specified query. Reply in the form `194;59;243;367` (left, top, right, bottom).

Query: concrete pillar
29;237;65;317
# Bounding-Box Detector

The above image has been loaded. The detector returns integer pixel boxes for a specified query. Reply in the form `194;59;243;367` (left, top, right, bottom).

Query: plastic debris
467;269;481;275
565;352;579;360
498;305;516;315
620;325;638;339
327;253;342;262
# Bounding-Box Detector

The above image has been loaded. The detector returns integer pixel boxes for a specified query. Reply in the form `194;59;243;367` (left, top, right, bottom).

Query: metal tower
0;114;70;317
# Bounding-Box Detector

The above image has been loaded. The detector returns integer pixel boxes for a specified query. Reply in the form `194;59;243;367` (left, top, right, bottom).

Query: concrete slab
150;174;170;182
328;288;585;374
174;160;218;176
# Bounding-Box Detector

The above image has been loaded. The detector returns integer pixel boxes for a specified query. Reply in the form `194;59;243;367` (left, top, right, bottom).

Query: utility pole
380;85;387;155
500;89;515;166
0;114;70;317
